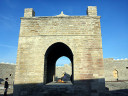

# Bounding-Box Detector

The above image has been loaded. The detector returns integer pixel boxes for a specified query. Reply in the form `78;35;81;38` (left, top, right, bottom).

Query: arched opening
44;42;73;84
113;69;118;81
55;56;72;82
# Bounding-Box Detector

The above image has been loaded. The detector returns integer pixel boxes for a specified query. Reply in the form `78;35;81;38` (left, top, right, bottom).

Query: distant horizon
0;57;128;66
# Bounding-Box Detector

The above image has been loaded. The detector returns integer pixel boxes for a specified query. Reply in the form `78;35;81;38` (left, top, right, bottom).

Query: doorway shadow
0;94;13;96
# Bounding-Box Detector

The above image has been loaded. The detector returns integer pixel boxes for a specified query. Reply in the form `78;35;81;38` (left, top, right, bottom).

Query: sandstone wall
0;58;128;84
104;58;128;81
55;58;128;81
0;63;15;84
15;7;104;86
13;6;105;96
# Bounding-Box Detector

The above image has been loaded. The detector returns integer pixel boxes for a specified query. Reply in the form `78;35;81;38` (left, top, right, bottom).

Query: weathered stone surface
14;6;105;96
0;63;15;84
87;6;97;16
104;58;128;81
1;58;128;86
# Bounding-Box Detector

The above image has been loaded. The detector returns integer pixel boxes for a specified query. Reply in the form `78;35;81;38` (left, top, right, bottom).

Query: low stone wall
0;63;15;84
0;58;128;84
104;58;128;81
56;58;128;81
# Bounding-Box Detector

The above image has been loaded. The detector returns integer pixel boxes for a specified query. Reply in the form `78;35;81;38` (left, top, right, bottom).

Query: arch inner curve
44;42;74;84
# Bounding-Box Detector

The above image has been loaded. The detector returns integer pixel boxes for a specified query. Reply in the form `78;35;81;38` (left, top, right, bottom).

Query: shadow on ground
1;89;128;96
108;89;128;96
0;81;128;96
105;81;128;96
0;94;13;96
11;79;105;96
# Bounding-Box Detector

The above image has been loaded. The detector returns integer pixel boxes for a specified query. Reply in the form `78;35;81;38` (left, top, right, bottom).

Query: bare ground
0;81;128;96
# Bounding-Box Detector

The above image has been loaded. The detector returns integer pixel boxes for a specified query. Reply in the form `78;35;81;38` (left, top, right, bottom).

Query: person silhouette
4;78;9;96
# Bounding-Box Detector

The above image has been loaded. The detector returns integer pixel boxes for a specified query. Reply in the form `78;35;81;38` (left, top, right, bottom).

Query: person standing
4;78;9;96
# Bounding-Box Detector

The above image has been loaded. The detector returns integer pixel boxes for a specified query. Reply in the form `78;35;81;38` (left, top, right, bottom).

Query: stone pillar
87;6;97;16
24;8;35;17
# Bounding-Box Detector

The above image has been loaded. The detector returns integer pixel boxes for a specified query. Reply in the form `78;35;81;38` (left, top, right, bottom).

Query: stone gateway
14;6;105;96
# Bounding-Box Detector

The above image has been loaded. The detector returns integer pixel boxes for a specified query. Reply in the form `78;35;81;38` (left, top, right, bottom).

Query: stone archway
44;42;73;84
14;6;105;96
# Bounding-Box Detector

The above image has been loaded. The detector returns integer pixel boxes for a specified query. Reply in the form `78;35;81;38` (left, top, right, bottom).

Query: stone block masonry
0;63;15;84
104;58;128;81
13;6;105;96
1;58;128;86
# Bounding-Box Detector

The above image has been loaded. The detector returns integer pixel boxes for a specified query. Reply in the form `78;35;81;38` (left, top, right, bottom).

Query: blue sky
0;0;128;65
56;56;71;66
